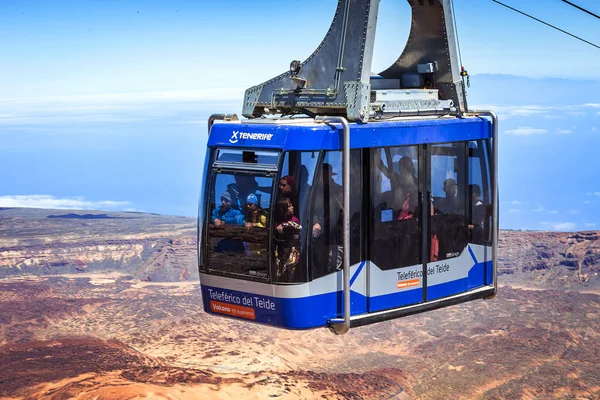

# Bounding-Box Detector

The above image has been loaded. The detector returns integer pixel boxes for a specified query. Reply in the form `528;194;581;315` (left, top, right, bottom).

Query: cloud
533;206;557;214
569;210;579;214
552;222;576;231
593;127;598;131
508;208;521;214
511;200;523;205
0;88;244;126
470;103;600;121
505;126;548;136
583;200;592;204
583;223;597;229
0;195;131;211
556;128;572;135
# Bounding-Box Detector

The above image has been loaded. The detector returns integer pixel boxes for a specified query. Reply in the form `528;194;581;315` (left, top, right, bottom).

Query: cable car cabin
198;115;498;332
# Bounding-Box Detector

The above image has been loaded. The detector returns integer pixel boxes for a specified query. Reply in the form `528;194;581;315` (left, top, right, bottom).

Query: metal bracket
344;81;371;122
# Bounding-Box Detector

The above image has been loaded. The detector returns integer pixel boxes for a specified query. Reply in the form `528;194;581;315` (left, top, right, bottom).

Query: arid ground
0;208;599;399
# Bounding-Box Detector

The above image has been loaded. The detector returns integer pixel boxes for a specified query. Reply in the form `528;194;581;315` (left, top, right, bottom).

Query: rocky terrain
0;208;198;282
498;230;600;291
0;207;599;399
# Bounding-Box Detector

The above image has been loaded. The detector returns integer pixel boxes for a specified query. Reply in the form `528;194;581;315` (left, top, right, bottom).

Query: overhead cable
491;0;600;50
561;0;600;20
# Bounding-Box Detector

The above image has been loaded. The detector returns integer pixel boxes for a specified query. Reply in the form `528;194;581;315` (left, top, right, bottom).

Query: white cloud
0;195;130;211
593;127;598;131
0;88;244;126
556;128;572;135
533;206;558;214
508;208;521;214
583;200;592;204
175;120;209;125
552;222;576;231
505;126;548;136
511;200;523;205
569;210;579;214
471;103;600;121
583;223;596;229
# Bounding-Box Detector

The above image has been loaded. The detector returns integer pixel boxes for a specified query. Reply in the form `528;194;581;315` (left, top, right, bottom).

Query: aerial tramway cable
560;0;600;20
491;0;600;50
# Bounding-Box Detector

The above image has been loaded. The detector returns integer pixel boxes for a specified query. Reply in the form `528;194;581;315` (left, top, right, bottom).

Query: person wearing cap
244;193;267;230
211;191;244;227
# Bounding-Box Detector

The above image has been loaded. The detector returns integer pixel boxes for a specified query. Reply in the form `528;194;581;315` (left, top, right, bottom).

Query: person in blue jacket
211;191;244;227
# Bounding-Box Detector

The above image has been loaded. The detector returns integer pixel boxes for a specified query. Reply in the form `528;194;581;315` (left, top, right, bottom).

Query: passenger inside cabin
211;191;244;227
228;175;267;208
274;197;302;280
244;193;267;230
312;162;344;274
312;163;343;238
468;184;486;243
278;175;298;215
394;156;419;220
436;178;462;214
298;165;311;213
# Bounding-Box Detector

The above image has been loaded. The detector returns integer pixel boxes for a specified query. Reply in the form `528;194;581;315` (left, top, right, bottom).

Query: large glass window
468;140;492;245
370;146;420;270
272;151;318;282
310;152;344;278
206;171;274;280
307;150;362;279
431;143;468;261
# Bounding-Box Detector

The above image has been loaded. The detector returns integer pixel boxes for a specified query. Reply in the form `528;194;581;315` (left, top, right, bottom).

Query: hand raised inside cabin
312;223;322;238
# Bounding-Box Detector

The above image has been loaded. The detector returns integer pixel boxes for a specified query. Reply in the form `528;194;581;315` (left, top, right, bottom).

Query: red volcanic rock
0;338;164;396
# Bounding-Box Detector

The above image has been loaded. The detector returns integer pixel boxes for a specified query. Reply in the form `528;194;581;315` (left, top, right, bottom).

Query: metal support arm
315;116;351;335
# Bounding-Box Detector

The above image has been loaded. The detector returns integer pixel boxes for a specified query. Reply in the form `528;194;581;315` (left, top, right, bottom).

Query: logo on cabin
229;131;274;144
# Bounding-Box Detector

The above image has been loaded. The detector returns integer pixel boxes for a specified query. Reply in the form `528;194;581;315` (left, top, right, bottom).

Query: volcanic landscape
1;207;599;399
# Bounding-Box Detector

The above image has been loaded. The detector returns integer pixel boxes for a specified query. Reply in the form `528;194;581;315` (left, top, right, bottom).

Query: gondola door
426;141;489;301
367;145;424;312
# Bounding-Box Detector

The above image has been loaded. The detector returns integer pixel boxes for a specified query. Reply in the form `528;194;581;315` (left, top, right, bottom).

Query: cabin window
308;150;362;279
370;146;420;270
430;142;468;261
206;171;274;281
215;149;279;166
468;140;492;245
272;151;319;283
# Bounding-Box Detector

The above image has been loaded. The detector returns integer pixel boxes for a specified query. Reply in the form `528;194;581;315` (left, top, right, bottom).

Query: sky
0;0;599;231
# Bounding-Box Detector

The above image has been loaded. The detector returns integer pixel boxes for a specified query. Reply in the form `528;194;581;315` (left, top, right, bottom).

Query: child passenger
244;193;267;229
